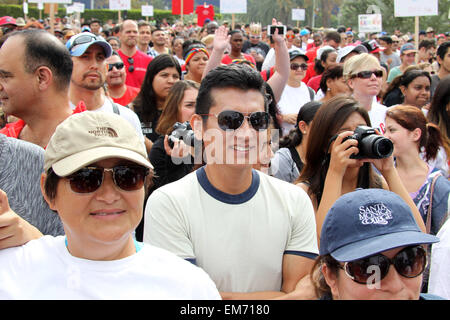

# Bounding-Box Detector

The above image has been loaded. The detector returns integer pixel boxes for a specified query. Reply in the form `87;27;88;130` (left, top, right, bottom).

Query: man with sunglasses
118;20;152;89
66;32;144;144
145;64;318;299
105;52;139;107
0;111;221;299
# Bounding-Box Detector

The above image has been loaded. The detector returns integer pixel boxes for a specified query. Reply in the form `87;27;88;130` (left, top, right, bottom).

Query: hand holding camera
164;121;196;160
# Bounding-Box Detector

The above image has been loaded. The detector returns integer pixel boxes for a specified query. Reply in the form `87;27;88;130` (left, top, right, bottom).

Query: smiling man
67;32;144;143
144;64;318;299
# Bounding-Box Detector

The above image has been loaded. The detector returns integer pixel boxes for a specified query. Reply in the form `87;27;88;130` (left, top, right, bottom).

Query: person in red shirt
221;30;256;66
307;46;337;92
118;20;152;89
105;52;140;107
0;29;85;148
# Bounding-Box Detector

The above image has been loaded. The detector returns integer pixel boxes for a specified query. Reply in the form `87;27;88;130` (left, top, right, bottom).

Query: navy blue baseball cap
66;32;112;58
319;189;439;262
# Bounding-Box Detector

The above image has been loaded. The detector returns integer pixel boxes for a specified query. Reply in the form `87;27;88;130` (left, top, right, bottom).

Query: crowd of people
0;12;449;300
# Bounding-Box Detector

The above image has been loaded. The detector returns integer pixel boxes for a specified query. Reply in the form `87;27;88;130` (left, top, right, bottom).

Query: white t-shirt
262;46;301;71
0;236;220;299
429;217;450;299
277;83;314;136
144;167;318;293
368;101;387;134
70;98;145;143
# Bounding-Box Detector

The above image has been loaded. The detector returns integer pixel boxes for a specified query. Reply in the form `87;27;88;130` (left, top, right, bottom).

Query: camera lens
373;137;393;158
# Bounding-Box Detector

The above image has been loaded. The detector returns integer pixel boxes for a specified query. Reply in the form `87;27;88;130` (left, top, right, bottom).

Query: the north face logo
88;127;118;138
359;203;393;225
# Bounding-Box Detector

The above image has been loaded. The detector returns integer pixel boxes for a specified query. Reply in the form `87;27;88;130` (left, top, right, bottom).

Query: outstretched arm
202;26;230;79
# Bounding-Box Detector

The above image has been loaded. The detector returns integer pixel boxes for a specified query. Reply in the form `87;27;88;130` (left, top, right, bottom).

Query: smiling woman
0;111;221;300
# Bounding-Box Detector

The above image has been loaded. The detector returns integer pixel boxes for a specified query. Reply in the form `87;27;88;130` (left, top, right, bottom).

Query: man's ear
35;66;53;90
40;173;57;211
190;113;204;141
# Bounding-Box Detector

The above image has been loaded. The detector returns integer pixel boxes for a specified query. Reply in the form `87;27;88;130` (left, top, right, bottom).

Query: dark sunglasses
290;62;308;71
351;70;383;79
204;110;270;131
108;62;125;71
340;246;427;285
66;165;149;194
69;34;98;51
127;57;134;72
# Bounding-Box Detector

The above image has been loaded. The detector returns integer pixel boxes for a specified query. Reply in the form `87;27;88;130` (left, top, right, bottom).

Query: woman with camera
148;80;200;192
295;96;426;245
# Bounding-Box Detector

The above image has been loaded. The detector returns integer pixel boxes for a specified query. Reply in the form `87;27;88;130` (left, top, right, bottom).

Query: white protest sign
73;2;85;12
28;0;71;3
109;0;131;11
141;5;154;17
23;2;28;15
66;5;74;14
358;14;382;33
220;0;247;14
394;0;438;17
292;8;306;21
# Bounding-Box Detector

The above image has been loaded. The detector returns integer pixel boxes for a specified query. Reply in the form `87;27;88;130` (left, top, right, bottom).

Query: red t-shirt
221;54;256;66
111;85;140;107
172;0;194;15
0;102;86;139
118;49;152;90
196;5;215;27
302;47;318;84
307;75;322;92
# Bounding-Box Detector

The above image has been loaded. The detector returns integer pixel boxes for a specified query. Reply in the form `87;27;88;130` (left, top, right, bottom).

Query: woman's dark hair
182;39;205;62
279;101;322;148
43;168;61;201
314;49;335;75
386;105;443;161
133;54;182;123
381;67;430;106
155;80;200;135
320;65;344;93
297;96;382;205
428;75;450;158
265;83;281;130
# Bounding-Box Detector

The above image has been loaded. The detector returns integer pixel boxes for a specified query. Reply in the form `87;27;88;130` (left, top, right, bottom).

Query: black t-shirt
140;110;162;143
242;41;270;71
430;74;441;98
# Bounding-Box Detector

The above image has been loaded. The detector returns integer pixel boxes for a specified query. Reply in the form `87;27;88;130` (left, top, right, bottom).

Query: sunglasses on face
66;165;149;194
127;57;134;72
350;70;383;79
204;110;270;131
69;34;98;51
107;62;125;71
339;246;427;285
286;34;295;40
290;62;308;71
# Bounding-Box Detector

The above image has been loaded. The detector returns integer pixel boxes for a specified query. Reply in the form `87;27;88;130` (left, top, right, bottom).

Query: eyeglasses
69;34;98;51
107;62;125;71
250;35;261;39
290;62;308;71
350;70;383;79
339;246;427;285
203;110;270;131
66;165;149;194
127;57;134;72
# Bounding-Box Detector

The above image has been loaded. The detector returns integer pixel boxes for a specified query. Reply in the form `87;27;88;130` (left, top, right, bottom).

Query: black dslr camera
168;121;196;148
342;126;393;159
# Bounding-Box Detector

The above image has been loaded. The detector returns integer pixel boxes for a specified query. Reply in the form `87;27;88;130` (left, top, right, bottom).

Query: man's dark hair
436;41;450;63
89;18;101;25
379;36;393;45
324;31;341;44
138;21;150;29
9;29;72;90
195;64;267;117
419;39;436;50
151;27;164;35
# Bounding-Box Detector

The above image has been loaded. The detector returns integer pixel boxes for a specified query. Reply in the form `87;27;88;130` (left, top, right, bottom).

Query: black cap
289;49;309;62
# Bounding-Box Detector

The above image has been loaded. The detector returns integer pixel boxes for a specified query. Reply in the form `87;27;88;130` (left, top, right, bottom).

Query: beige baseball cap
44;111;152;177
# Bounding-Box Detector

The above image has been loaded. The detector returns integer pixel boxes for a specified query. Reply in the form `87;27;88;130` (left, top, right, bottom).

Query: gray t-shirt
380;51;401;69
0;134;64;236
270;147;300;183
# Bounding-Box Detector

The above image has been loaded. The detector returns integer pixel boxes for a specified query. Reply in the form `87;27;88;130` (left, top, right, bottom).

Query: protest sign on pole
292;8;305;27
220;0;247;29
23;2;28;18
141;5;154;17
358;14;382;33
394;0;438;63
109;0;131;23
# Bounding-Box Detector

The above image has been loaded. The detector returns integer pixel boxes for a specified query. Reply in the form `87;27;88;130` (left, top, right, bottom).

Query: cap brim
290;54;309;62
52;146;153;177
70;40;112;58
330;230;439;262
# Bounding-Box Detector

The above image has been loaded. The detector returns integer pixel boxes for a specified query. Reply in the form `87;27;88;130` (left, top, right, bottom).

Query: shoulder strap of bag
307;86;314;101
426;173;441;234
112;103;120;115
288;146;304;173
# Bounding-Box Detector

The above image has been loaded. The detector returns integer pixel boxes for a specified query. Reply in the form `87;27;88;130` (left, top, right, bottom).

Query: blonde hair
201;34;214;46
343;53;381;80
249;23;262;35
